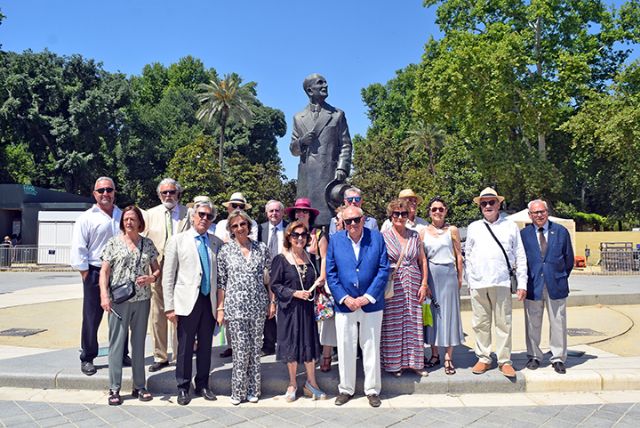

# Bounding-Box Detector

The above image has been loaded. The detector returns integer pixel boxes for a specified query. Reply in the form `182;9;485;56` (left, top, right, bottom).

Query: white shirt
464;216;527;290
380;216;428;233
214;218;258;242
70;205;122;271
342;231;376;304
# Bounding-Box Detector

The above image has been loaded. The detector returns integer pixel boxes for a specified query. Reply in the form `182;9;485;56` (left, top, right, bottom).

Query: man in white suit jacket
163;200;222;405
142;178;190;372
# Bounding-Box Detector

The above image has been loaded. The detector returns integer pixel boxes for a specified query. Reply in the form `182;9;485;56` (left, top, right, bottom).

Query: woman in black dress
270;221;326;402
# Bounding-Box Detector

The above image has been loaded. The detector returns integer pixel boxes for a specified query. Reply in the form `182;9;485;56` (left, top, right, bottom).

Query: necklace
431;223;446;235
287;250;318;301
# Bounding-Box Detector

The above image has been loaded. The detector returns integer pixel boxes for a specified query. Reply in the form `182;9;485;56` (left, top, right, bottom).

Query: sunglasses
231;203;245;210
290;231;308;240
160;190;177;196
480;200;497;208
230;221;248;230
95;187;114;194
431;207;445;213
197;212;215;221
295;209;310;215
343;216;362;226
391;211;409;218
345;196;362;203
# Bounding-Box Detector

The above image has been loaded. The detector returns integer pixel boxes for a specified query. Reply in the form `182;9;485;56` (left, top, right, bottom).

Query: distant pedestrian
521;199;574;374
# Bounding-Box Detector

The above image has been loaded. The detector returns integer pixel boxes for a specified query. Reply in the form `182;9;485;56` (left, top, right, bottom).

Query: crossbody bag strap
391;231;410;277
483;222;512;273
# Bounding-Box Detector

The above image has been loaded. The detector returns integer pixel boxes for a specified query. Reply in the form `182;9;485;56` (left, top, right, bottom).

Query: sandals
132;387;153;402
284;385;297;402
425;355;441;368
303;381;327;400
412;368;429;377
108;389;122;406
320;356;332;372
390;370;402;378
444;359;456;375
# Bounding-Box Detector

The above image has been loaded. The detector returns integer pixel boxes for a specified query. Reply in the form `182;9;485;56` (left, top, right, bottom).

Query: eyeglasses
290;231;308;240
530;210;547;216
230;221;248;230
391;211;409;218
95;187;114;194
345;196;362;203
343;216;363;226
480;200;497;208
431;207;445;213
197;212;215;221
160;190;177;196
231;203;245;210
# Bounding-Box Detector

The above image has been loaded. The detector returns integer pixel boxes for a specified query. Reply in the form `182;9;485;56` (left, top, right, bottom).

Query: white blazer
162;229;222;316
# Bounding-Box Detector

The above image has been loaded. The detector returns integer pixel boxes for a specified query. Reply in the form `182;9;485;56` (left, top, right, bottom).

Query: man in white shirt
380;189;427;233
214;192;258;243
70;177;125;376
257;200;287;355
142;178;190;372
465;187;527;379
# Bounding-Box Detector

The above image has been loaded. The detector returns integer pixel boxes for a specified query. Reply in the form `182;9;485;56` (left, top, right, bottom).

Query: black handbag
483;223;518;294
110;239;144;304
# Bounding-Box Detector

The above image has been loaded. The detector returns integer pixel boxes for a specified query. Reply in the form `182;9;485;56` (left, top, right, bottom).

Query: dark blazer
326;228;390;313
521;221;574;301
257;220;288;244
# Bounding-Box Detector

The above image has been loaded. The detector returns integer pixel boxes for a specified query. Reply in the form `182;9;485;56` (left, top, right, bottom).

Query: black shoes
81;361;97;376
122;355;132;367
148;361;169;372
219;348;232;358
334;393;353;406
260;348;275;357
526;358;540;370
177;389;191;405
553;361;567;374
367;394;381;408
195;387;217;401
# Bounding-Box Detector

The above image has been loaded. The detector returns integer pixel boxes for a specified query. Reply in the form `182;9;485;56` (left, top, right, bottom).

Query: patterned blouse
101;235;158;303
217;239;271;321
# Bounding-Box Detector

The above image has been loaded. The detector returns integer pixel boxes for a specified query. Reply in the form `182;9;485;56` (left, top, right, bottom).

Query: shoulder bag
111;239;144;304
483;223;518;294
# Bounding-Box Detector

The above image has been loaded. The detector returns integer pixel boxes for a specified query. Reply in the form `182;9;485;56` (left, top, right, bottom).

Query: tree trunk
537;131;546;159
218;109;228;173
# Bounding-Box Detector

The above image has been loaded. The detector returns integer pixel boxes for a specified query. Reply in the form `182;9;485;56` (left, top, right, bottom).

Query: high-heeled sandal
284;385;297;402
108;389;122;406
444;359;456;375
303;381;327;400
425;355;441;368
320;356;332;372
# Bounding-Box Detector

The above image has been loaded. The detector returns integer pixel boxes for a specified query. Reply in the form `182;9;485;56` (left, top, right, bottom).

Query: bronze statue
290;74;352;226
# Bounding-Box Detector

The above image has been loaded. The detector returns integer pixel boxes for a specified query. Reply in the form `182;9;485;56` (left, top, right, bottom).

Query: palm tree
196;73;256;172
404;120;446;175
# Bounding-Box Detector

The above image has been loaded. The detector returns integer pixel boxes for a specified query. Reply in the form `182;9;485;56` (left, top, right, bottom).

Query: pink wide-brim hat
285;198;320;220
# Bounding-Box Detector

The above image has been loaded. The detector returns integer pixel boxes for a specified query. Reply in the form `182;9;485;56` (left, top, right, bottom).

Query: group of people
70;176;574;408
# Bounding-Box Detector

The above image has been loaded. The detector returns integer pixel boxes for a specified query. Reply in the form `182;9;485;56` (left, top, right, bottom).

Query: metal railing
0;245;72;269
599;249;640;274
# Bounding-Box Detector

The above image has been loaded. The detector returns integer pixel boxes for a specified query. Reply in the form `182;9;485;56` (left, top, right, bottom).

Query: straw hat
398;188;423;204
472;187;505;205
222;192;252;210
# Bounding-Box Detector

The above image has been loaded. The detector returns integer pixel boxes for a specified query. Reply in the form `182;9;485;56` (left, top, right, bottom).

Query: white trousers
470;286;512;365
335;309;383;396
525;287;567;363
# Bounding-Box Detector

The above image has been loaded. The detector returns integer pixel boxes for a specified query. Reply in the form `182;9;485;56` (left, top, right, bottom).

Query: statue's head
303;73;328;101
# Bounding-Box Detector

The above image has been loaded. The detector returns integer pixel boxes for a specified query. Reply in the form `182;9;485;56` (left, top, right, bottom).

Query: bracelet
420;285;428;289
216;308;224;312
270;301;276;305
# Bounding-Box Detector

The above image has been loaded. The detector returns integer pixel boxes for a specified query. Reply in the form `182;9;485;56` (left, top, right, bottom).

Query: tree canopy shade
196;73;257;172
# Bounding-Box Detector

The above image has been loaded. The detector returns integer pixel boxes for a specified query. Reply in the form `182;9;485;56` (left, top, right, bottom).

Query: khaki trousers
151;274;178;363
470;286;512;365
525;286;567;363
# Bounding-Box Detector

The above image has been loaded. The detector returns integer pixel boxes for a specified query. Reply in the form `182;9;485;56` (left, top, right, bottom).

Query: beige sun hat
398;188;423;204
473;187;505;205
222;192;252;210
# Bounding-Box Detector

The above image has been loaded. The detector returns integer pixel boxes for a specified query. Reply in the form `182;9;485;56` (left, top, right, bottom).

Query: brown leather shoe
471;361;490;374
499;363;517;378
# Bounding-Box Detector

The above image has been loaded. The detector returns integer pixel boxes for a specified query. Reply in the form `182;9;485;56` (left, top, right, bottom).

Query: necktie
165;210;173;240
197;235;210;295
268;226;278;259
538;227;547;258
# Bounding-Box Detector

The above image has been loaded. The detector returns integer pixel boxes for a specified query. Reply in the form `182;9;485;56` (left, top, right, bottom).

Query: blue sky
1;0;437;179
1;1;636;180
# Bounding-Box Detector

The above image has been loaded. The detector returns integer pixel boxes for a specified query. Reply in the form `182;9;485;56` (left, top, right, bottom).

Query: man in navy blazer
326;206;390;408
520;199;574;374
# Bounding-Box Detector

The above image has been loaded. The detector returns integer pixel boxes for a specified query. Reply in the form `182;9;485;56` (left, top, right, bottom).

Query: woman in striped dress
381;199;430;377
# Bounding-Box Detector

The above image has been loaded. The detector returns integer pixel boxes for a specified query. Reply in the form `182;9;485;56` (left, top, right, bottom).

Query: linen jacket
162;229;223;316
142;203;190;262
520;221;574;301
326;228;391;313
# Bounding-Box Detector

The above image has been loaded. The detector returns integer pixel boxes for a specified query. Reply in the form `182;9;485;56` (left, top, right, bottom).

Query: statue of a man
290;74;352;226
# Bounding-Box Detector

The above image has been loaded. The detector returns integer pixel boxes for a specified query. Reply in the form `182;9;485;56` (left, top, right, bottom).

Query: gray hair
527;199;549;211
226;210;253;237
344;186;362;197
94;176;115;189
265;200;284;212
156;178;183;197
343;206;364;218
